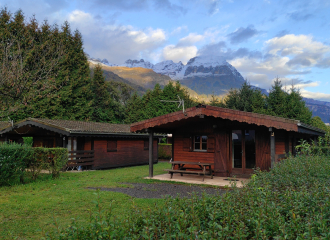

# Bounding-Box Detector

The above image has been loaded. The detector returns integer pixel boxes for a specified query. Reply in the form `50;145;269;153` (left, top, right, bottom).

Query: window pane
194;143;200;150
232;130;242;168
202;143;207;150
195;136;200;143
202;136;207;142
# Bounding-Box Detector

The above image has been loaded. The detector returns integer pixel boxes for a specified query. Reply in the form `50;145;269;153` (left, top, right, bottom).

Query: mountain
118;56;248;95
88;55;330;123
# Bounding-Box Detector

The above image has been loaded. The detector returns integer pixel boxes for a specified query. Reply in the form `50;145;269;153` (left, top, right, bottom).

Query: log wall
91;138;158;169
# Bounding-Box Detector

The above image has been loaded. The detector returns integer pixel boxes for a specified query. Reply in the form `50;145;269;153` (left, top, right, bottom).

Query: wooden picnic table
164;161;214;181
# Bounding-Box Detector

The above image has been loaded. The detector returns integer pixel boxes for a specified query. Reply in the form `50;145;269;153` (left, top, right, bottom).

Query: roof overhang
0;119;70;136
0;118;166;138
131;105;326;137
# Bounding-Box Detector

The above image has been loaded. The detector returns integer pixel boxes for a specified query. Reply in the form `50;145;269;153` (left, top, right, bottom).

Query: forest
0;9;328;132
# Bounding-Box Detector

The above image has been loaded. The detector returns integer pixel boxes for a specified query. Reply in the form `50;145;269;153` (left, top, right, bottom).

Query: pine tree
0;9;64;120
266;78;288;117
311;116;327;131
224;81;266;113
285;86;312;124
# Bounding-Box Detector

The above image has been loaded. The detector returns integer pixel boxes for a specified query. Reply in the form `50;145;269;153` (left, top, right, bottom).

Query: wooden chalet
0;118;159;170
131;105;325;177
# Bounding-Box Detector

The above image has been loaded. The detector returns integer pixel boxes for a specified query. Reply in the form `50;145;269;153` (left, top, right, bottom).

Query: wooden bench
164;161;214;181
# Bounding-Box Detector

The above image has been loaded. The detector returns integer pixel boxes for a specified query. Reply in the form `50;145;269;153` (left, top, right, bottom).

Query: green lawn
0;162;171;239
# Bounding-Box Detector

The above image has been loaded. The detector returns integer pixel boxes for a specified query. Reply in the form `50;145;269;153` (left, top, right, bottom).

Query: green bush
47;148;68;178
22;137;33;147
158;143;172;159
0;143;68;186
48;149;330;239
0;142;33;185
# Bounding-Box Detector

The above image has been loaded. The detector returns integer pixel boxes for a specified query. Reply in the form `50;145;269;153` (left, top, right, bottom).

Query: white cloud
177;33;205;46
171;26;188;35
266;34;330;67
67;10;166;64
300;89;330;101
229;34;330;92
162;45;198;64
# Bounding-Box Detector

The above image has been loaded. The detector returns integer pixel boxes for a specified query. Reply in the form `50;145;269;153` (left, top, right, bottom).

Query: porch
146;173;249;188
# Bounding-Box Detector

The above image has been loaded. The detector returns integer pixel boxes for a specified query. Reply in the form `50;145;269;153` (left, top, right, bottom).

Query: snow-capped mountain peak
122;59;154;69
87;54;242;81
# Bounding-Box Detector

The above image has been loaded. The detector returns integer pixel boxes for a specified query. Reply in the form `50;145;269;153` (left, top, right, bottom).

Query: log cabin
131;104;325;178
0;118;160;170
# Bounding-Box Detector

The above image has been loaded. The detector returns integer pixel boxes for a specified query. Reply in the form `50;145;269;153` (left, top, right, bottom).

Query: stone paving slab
146;173;249;188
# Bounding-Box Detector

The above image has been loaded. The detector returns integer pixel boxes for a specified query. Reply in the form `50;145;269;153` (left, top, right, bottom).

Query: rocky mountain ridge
88;55;330;123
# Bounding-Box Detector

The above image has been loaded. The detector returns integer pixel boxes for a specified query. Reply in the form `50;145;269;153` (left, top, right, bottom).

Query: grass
0;162;171;239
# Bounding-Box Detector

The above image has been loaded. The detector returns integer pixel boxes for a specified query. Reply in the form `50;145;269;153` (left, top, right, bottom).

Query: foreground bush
0;142;33;185
47;151;330;239
0;142;68;186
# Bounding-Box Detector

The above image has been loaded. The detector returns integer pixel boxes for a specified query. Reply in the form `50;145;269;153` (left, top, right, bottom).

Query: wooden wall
171;118;276;175
91;138;158;169
255;129;271;171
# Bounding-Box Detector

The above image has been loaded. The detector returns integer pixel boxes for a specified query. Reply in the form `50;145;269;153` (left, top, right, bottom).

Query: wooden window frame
194;135;208;152
107;140;117;152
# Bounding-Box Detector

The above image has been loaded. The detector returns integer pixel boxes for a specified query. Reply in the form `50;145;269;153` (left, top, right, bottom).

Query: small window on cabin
107;140;117;152
194;135;207;151
144;139;149;150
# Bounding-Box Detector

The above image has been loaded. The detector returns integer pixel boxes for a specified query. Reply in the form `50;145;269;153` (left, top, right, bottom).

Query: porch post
149;130;154;178
63;136;66;148
270;128;275;168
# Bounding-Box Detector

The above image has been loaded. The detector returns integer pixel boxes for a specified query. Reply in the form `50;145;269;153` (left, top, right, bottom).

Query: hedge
158;143;172;159
0;142;68;186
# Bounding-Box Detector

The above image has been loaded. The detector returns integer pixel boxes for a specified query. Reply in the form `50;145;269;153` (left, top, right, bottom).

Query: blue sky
1;0;330;100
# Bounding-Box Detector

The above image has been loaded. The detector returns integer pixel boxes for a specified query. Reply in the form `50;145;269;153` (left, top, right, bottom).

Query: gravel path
87;183;225;199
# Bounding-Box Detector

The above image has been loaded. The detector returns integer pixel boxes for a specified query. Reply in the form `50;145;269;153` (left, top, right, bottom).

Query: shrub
0;143;68;186
30;148;68;180
48;152;330;239
158;143;172;159
0;142;33;185
47;148;68;178
22;137;33;147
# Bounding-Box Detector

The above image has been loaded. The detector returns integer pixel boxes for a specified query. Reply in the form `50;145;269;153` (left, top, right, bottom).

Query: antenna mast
160;95;185;113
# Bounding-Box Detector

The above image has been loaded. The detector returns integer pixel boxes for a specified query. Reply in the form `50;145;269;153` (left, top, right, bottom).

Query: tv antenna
160;95;185;113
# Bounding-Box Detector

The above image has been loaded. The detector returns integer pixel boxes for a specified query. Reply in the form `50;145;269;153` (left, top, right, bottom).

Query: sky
1;0;330;101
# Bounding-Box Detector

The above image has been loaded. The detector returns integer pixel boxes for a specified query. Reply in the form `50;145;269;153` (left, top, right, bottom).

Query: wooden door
214;130;229;177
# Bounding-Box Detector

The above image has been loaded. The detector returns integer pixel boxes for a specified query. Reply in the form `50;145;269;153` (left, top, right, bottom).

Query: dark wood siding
214;130;229;177
255;129;271;171
92;138;158;169
275;130;286;155
173;134;214;170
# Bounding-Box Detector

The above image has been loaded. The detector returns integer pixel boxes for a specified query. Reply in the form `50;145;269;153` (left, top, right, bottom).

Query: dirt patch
87;183;225;199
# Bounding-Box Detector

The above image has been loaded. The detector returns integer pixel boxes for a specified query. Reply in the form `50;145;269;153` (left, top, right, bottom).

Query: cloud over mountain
227;25;260;44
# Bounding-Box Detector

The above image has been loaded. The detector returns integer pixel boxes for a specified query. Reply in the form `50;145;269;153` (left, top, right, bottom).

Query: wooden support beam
149;130;154;178
171;133;174;161
63;136;66;148
270;128;275;168
293;136;297;156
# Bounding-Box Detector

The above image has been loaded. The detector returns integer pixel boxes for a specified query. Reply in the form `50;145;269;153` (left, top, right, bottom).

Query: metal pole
149;130;154;178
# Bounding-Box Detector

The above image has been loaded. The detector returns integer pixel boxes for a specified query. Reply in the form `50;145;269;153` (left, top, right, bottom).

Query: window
107;140;117;152
194;135;207;151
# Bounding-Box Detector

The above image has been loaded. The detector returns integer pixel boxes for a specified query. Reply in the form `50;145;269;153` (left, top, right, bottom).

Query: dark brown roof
28;118;131;134
131;105;325;136
0;121;11;131
0;118;132;135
